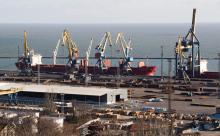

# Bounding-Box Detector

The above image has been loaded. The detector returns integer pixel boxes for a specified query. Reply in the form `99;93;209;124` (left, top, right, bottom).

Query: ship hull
31;64;71;74
16;61;220;78
79;66;157;76
200;72;220;79
16;62;156;76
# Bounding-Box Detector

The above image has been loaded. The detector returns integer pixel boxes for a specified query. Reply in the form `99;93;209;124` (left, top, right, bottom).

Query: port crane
116;32;133;74
15;31;32;75
175;8;200;82
85;38;93;85
23;31;31;72
62;29;79;71
175;37;191;83
95;32;113;72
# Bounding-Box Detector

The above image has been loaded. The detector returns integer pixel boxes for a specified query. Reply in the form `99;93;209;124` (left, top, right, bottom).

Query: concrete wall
106;88;128;104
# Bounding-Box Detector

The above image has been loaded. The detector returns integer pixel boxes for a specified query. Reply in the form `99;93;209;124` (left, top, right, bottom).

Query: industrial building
0;82;128;105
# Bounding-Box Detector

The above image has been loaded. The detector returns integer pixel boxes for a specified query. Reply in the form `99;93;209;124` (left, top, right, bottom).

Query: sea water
0;23;219;75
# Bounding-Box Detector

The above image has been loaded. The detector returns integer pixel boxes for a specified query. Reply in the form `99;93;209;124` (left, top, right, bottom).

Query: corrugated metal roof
0;82;126;96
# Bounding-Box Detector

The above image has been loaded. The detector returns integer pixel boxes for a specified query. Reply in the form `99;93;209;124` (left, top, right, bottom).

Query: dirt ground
130;88;219;114
200;131;220;136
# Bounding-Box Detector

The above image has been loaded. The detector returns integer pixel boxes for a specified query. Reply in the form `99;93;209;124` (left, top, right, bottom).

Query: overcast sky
0;0;219;23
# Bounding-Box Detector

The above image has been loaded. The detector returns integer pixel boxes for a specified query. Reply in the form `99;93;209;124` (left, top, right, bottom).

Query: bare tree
37;118;61;136
62;123;80;136
67;101;92;125
15;117;35;136
44;93;57;114
0;117;16;136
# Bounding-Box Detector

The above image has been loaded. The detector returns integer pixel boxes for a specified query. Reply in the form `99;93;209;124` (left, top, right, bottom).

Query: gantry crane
95;32;113;72
62;29;79;71
175;8;200;82
115;32;133;74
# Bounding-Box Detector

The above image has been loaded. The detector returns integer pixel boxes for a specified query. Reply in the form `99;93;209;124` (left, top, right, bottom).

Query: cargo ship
15;54;157;76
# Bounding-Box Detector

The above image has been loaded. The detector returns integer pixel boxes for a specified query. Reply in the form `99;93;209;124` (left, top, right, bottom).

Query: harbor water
0;23;219;75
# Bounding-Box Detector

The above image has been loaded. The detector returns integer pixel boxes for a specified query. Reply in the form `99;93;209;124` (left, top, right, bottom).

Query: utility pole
116;61;120;88
167;59;172;113
61;93;65;115
38;64;40;85
17;45;20;58
85;58;88;86
161;46;164;80
167;59;173;136
218;53;220;99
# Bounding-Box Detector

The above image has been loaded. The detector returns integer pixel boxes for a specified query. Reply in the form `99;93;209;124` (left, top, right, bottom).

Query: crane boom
24;31;29;58
62;29;79;65
116;32;133;72
95;32;113;70
191;8;196;38
53;39;60;64
85;38;93;85
96;32;112;54
116;33;132;58
86;38;93;61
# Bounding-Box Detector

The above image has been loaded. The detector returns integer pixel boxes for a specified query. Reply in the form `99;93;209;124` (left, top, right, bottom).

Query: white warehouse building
0;82;128;105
